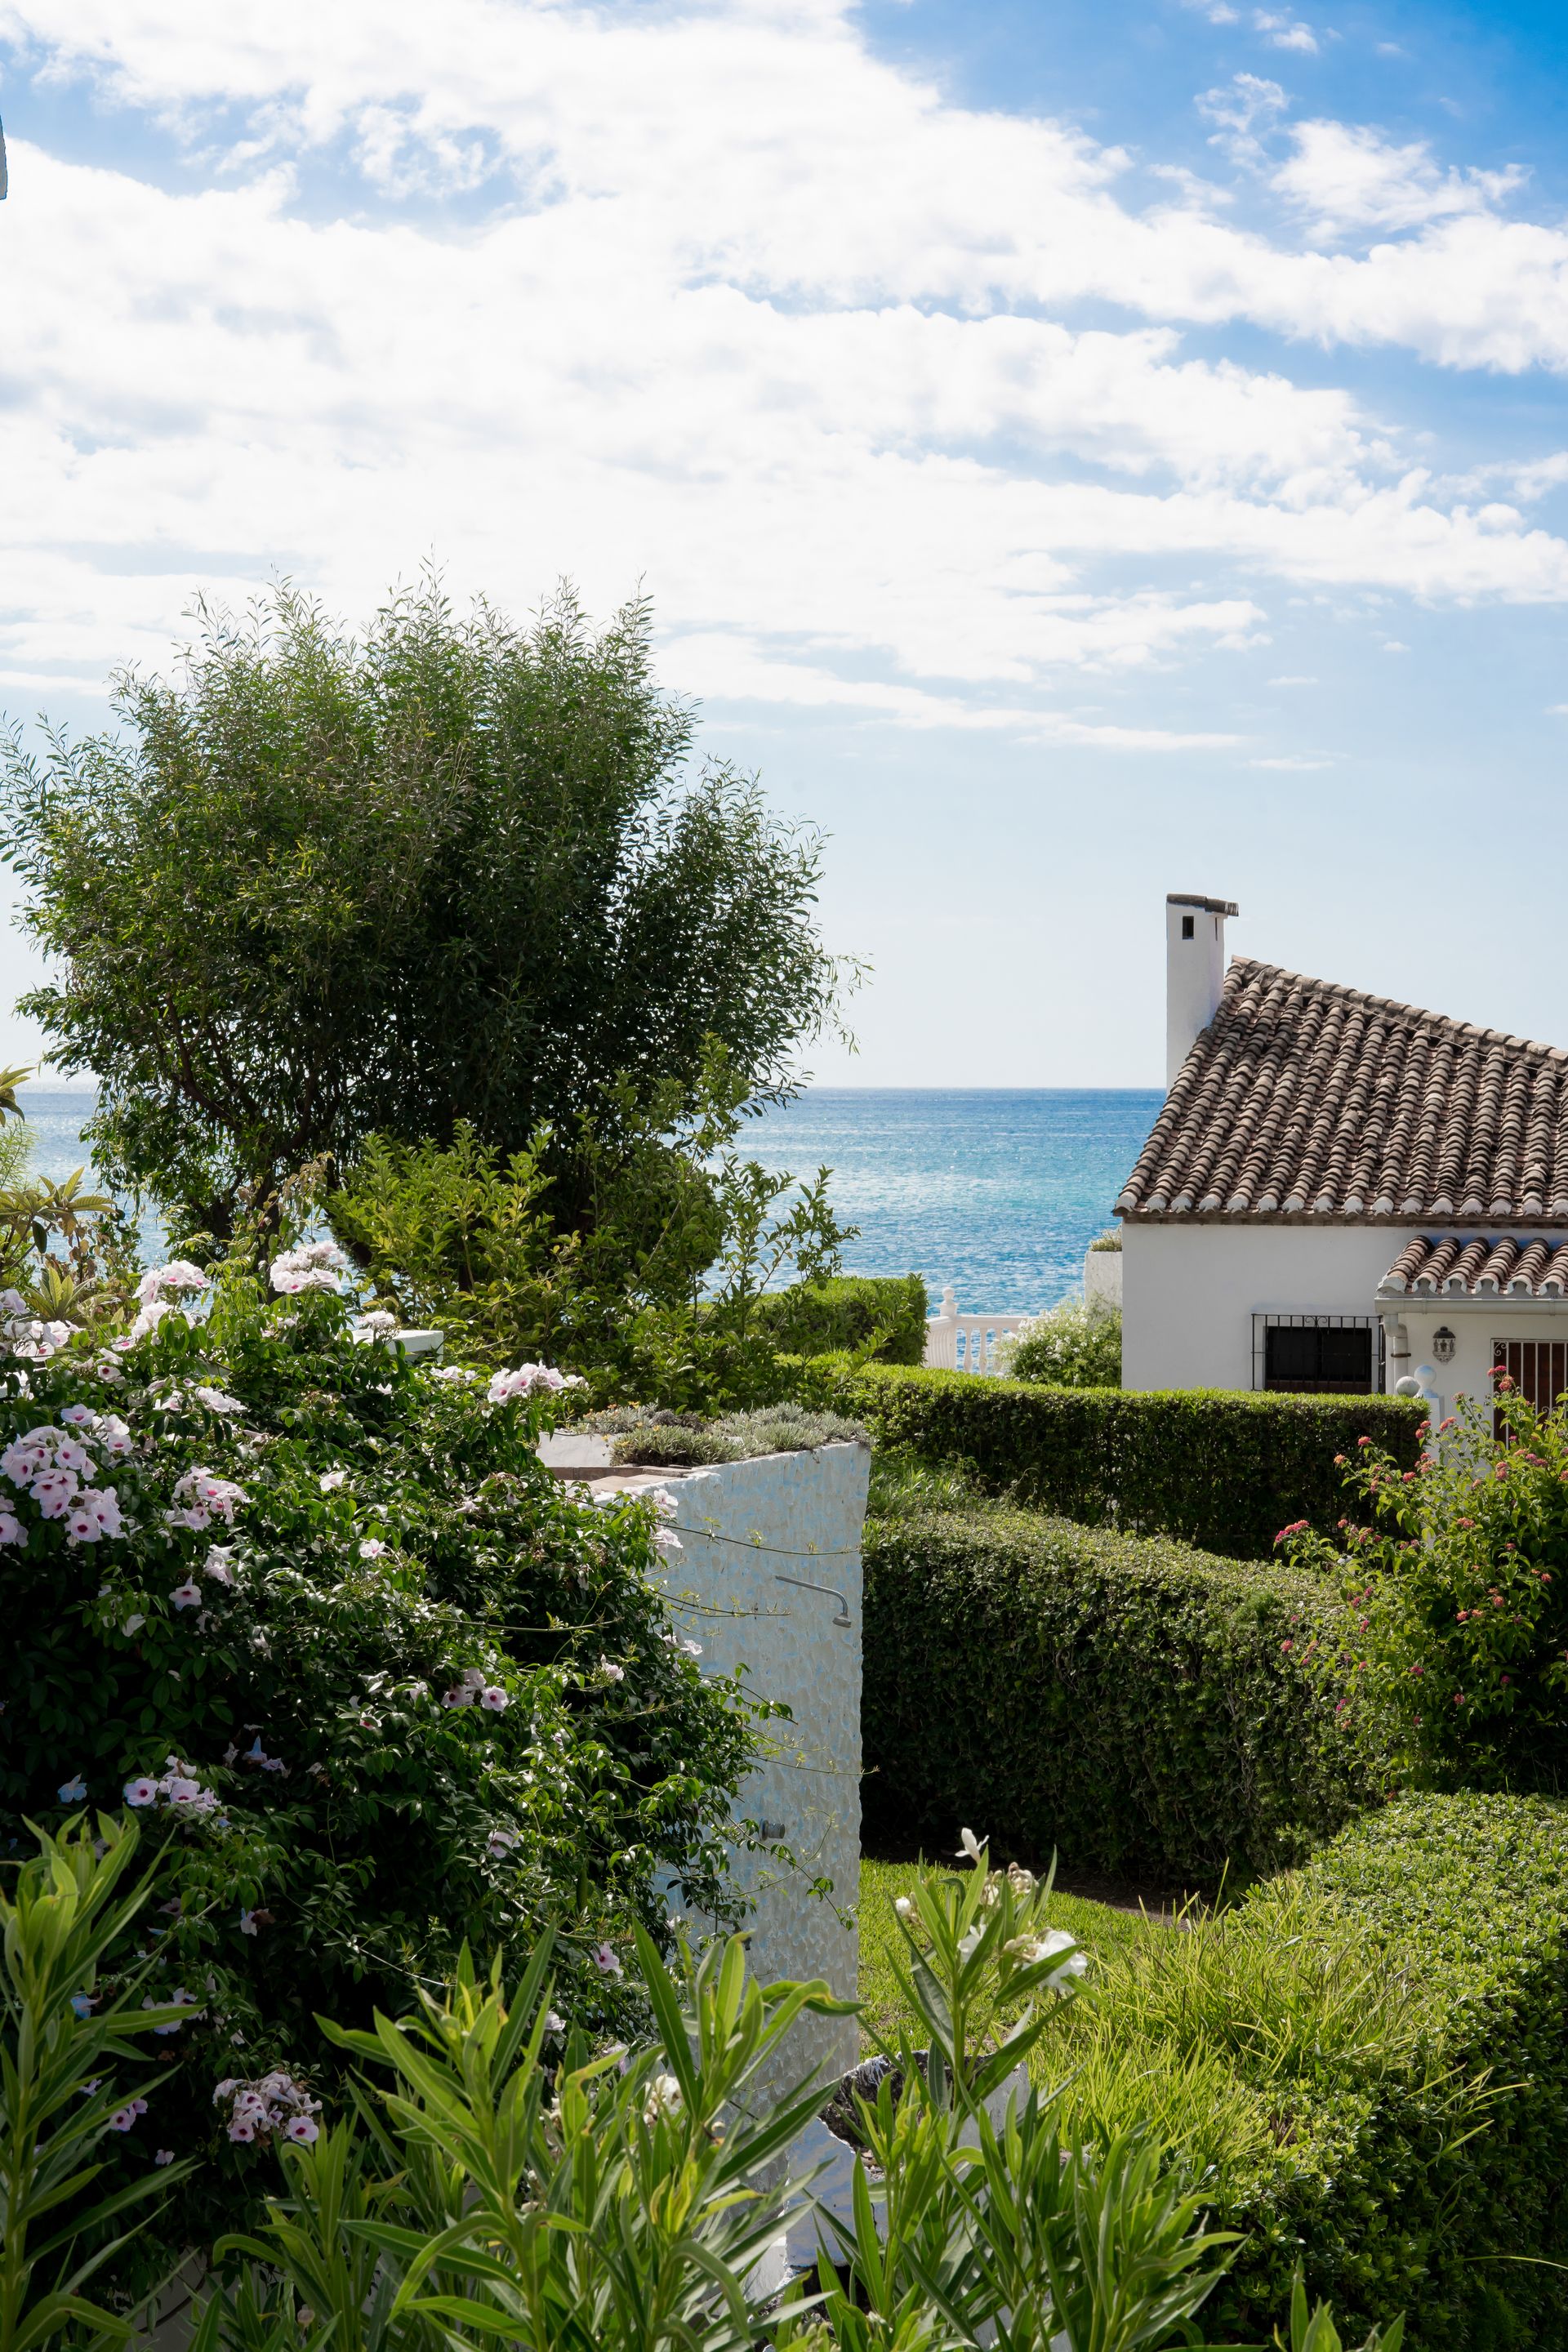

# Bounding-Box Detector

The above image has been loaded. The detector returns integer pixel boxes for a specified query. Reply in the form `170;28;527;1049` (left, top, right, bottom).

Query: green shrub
864;1797;1568;2345
750;1272;928;1365
785;1357;1426;1560
330;1083;851;1411
861;1486;1369;1880
1126;1794;1568;2345
0;1257;763;2260
1282;1384;1568;1791
996;1297;1122;1387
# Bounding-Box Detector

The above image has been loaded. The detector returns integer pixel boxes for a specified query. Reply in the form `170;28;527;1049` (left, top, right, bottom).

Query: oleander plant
0;1237;767;2269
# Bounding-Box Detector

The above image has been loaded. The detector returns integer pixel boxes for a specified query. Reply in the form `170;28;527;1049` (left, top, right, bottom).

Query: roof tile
1119;959;1568;1224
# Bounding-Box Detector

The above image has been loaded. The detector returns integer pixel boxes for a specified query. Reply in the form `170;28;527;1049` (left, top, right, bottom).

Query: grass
856;1856;1447;2185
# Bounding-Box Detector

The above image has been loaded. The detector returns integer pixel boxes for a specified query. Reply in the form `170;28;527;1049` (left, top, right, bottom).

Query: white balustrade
923;1284;1033;1375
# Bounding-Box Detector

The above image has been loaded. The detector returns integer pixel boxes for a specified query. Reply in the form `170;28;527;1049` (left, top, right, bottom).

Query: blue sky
2;0;1568;1088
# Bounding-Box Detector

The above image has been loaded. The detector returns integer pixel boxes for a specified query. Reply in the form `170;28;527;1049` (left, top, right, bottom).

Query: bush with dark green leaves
861;1470;1370;1880
0;1255;762;2261
786;1356;1425;1560
1173;1793;1568;2346
751;1272;928;1365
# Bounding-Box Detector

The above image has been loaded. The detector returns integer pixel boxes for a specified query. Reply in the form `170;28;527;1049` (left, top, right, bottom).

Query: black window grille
1251;1314;1383;1395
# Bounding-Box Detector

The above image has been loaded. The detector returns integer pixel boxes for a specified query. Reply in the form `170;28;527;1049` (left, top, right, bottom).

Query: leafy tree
0;578;849;1236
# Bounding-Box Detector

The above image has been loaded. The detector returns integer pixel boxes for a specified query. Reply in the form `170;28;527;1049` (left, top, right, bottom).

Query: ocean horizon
13;1085;1165;1316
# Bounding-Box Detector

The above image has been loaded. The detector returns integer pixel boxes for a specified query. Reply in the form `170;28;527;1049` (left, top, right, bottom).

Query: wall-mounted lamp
1433;1326;1456;1365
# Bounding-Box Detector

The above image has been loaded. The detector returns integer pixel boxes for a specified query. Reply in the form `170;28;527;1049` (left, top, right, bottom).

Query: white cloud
1197;72;1289;165
1253;11;1319;56
1252;751;1331;767
1383;639;1411;651
1272;119;1526;234
1547;704;1568;715
3;1;1568;739
1267;673;1318;683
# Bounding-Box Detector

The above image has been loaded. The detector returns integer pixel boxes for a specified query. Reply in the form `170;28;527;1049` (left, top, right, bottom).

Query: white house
1117;894;1568;1422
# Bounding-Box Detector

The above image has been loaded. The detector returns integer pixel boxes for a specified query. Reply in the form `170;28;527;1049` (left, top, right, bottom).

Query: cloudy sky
2;0;1567;1086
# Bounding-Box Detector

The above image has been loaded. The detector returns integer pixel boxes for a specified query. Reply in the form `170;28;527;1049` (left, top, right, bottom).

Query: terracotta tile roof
1116;958;1568;1224
1379;1234;1568;1298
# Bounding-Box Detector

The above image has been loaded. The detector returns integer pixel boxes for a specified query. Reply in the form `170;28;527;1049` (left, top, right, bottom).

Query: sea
14;1086;1165;1318
744;1089;1162;1314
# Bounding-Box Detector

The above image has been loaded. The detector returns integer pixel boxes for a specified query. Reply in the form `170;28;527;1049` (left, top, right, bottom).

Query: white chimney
1166;893;1237;1089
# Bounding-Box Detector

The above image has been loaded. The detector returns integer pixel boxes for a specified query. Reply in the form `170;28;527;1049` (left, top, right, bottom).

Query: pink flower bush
136;1263;209;1304
486;1363;584;1405
269;1242;345;1295
213;2069;321;2146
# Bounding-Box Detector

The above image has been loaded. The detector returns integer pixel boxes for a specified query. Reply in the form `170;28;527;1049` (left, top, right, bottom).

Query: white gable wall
1120;1221;1423;1392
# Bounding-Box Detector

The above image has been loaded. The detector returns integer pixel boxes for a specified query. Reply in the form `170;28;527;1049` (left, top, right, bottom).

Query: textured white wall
623;1443;869;2089
1120;1222;1423;1391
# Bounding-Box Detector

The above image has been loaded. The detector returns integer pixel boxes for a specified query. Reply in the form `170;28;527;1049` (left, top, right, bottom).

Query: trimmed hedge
862;1494;1368;1880
755;1274;927;1365
1197;1794;1568;2345
788;1357;1425;1559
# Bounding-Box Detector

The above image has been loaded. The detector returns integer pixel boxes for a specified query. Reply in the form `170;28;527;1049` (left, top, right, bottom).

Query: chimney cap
1167;893;1238;917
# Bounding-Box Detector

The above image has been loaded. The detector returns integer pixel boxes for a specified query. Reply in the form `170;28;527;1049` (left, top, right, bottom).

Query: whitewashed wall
609;1444;869;2089
1120;1222;1424;1391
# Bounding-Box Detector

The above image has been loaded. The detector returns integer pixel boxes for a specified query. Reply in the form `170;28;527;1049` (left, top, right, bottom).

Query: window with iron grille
1492;1339;1568;1435
1251;1313;1383;1395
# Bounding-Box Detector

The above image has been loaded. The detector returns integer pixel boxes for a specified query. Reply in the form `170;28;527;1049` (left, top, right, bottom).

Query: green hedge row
754;1274;928;1365
787;1356;1425;1559
862;1493;1369;1881
1200;1794;1568;2344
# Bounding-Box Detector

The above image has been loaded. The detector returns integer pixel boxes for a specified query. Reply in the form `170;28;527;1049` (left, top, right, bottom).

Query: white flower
893;1896;914;1918
108;2100;148;2132
956;1828;986;1867
193;1386;243;1415
32;1468;78;1518
486;1363;582;1405
122;1613;146;1637
55;1438;94;1478
643;2072;684;2125
350;1309;398;1340
227;2118;256;2143
137;1263;209;1303
318;1470;346;1493
592;1942;622;1976
96;1416;133;1459
58;1774;87;1803
429;1365;476;1384
269;1245;343;1295
128;1300;171;1342
544;2010;565;2034
284;2116;319;2143
154;2148;175;2166
239;1909;258;1936
170;1579;202;1610
479;1685;509;1711
203;1547;236;1585
123;1776;159;1806
173;1468;247;1523
358;1538;385;1560
597;1659;625;1684
957;1925;985;1962
486;1829;518;1857
653;1528;683;1556
0;1512;25;1546
59;1404;96;1427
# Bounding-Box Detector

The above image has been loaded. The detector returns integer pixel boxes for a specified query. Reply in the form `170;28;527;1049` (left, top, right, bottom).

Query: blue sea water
743;1089;1164;1315
13;1090;100;1187
11;1086;1165;1317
